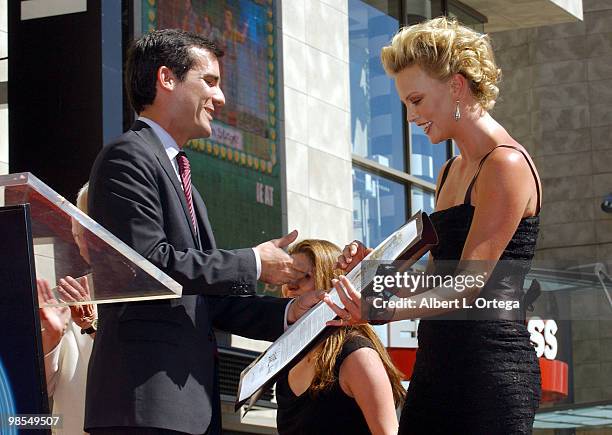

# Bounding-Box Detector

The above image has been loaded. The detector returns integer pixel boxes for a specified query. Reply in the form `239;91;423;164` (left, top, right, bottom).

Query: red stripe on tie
177;151;198;233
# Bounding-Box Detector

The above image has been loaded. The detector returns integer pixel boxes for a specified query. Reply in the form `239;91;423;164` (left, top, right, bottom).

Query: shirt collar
138;116;181;162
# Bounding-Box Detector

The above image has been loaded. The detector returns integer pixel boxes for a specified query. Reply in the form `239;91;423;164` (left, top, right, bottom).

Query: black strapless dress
398;147;542;435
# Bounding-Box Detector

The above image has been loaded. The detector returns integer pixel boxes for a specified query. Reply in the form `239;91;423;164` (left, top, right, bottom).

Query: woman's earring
454;100;461;122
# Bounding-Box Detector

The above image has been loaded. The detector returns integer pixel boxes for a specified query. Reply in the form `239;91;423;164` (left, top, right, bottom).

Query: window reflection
404;0;433;24
353;167;407;247
349;0;405;171
447;0;486;33
410;124;448;184
411;185;435;215
411;185;435;268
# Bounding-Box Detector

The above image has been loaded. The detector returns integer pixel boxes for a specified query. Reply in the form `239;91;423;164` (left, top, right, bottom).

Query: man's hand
255;230;307;285
287;290;326;324
335;240;373;273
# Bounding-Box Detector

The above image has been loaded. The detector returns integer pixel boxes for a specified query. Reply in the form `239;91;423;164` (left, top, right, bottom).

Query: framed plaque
236;211;438;410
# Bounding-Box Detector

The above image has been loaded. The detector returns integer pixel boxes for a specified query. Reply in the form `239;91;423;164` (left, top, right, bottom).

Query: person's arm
326;148;538;323
43;340;61;396
90;140;256;295
57;276;97;338
38;279;67;393
339;347;398;435
90;140;302;295
209;295;290;342
209;290;324;341
390;146;536;318
335;156;452;274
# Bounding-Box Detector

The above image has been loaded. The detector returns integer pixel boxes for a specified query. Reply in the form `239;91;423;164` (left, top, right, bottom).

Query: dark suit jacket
84;121;289;434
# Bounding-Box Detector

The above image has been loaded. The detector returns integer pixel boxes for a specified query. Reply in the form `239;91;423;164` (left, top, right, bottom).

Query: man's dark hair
125;29;224;113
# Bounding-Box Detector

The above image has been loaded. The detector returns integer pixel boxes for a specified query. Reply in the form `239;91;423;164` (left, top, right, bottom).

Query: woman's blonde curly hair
381;16;501;110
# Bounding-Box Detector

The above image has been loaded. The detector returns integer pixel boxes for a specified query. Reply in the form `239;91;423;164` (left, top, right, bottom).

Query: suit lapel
192;188;216;249
130;121;199;246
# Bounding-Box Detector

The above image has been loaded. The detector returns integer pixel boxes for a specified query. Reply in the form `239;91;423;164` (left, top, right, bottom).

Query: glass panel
349;0;405;171
411;185;434;268
403;0;433;24
453;140;460;157
410;124;449;184
356;0;402;18
353;167;406;247
411;185;435;215
0;172;182;306
447;0;486;32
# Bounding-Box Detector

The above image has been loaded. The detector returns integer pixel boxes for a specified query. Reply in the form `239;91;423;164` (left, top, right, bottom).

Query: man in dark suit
85;29;320;435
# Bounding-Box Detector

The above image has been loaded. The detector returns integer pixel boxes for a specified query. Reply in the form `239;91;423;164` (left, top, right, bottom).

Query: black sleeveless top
398;145;542;434
429;145;541;321
276;335;376;435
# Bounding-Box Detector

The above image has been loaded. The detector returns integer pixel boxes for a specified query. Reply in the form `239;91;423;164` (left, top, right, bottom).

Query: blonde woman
275;239;404;435
326;17;542;434
39;183;97;435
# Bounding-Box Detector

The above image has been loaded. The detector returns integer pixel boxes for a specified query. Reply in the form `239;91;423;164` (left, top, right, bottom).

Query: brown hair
287;239;405;406
381;16;501;110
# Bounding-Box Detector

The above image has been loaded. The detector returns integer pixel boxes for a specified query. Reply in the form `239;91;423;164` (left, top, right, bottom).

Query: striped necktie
176;151;198;233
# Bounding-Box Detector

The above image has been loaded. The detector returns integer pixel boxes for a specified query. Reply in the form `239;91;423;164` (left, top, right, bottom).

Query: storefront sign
528;318;558;360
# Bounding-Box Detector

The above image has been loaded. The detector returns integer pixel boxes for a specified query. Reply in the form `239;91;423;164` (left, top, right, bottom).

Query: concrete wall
491;0;612;405
280;0;353;248
492;0;611;272
464;0;583;32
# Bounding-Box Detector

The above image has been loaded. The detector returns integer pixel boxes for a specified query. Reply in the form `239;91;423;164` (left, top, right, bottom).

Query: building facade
5;0;612;433
491;1;612;429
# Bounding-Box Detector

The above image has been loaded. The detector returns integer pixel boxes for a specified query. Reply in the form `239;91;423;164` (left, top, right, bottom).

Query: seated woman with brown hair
275;239;404;435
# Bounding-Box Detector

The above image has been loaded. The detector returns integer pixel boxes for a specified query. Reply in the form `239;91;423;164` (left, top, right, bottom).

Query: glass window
411;185;435;268
349;0;405;171
447;0;486;32
403;0;433;24
353;167;407;247
411;185;435;215
410;124;448;184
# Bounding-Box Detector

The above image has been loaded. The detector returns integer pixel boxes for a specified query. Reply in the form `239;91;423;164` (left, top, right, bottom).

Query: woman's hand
37;279;70;354
335;241;373;273
57;276;97;331
324;275;367;326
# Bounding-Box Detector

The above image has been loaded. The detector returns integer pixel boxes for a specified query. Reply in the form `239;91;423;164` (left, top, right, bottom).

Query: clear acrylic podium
0;172;182;307
0;172;182;429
